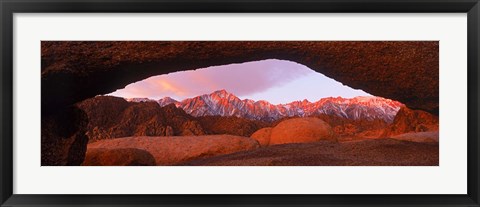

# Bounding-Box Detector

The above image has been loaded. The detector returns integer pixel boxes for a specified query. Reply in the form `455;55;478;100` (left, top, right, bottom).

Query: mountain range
126;90;403;123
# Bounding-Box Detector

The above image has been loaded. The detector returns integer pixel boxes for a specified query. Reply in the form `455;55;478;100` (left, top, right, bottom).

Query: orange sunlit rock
251;127;273;147
269;117;337;145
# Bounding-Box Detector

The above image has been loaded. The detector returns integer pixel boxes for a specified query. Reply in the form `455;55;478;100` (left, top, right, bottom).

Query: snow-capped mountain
125;97;155;103
126;90;403;123
157;96;178;106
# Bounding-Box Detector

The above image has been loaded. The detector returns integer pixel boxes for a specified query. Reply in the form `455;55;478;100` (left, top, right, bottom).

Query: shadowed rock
42;41;439;114
76;96;206;143
82;148;156;166
180;120;205;136
383;106;439;137
197;115;269;137
391;131;439;143
41;106;88;166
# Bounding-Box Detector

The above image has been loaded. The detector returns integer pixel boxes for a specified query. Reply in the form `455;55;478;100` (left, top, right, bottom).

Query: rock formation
82;148;156;166
165;126;174;136
76;96;271;143
180;120;205;136
251;127;273;147
196;115;269;137
87;135;260;165
41;41;439;165
383;106;439;137
76;96;206;143
391;131;439;143
41;106;88;166
313;114;389;138
183;138;439;166
42;41;439;114
269;117;337;145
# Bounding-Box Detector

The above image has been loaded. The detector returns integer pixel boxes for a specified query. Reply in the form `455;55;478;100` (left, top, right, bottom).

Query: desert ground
82;116;439;166
83;135;438;166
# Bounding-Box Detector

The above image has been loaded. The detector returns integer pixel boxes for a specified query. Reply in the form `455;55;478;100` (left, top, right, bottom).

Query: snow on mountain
125;97;155;103
127;90;404;123
157;96;179;106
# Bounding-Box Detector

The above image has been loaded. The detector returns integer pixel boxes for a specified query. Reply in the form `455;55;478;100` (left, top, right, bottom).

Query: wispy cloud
109;59;314;101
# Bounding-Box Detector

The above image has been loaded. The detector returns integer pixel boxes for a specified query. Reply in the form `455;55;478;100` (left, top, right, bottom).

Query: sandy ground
180;138;439;166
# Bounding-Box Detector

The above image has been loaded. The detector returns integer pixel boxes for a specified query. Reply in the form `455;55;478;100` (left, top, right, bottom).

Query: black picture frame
1;0;479;206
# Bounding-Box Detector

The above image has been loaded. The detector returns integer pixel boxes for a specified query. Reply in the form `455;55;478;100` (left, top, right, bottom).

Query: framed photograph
1;0;479;206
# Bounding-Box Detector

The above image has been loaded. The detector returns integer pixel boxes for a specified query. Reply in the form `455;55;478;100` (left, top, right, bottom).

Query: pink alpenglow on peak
126;90;403;123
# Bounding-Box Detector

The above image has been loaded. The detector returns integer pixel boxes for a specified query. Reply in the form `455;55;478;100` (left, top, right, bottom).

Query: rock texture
313;114;389;138
87;135;260;165
41;41;439;165
79;95;393;143
82;148;156;166
182;139;439;166
41;106;88;166
76;96;206;142
76;96;269;142
251;127;273;147
196;115;269;137
383;107;439;137
269;117;337;145
42;41;439;114
180;120;205;136
391;131;439;143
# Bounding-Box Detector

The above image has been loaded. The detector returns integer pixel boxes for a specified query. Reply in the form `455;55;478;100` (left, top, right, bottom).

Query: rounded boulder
251;127;273;147
270;117;336;145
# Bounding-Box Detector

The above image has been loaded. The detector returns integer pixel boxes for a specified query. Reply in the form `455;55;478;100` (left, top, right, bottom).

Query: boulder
82;148;156;166
383;107;439;137
251;127;273;146
87;135;260;165
269;117;337;145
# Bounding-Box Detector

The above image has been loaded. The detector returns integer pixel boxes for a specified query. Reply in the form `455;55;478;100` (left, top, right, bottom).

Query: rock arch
41;41;439;165
42;41;438;114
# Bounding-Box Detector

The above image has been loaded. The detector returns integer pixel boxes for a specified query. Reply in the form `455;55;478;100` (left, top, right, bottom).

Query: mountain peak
211;89;232;98
213;89;229;94
157;96;179;106
127;90;403;123
125;97;154;102
161;97;177;101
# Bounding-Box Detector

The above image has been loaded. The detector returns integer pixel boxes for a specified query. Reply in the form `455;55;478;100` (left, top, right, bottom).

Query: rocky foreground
182;139;438;166
83;135;260;166
41;41;439;166
83;136;438;166
82;116;439;166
